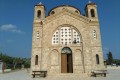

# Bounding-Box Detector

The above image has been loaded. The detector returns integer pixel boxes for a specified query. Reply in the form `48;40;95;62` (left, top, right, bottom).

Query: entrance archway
61;47;73;73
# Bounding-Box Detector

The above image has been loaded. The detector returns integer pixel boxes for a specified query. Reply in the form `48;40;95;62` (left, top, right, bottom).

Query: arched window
35;55;38;65
96;54;100;64
51;11;55;15
93;30;97;39
91;9;95;17
52;26;81;45
36;31;40;39
37;10;41;18
61;47;72;54
75;10;79;13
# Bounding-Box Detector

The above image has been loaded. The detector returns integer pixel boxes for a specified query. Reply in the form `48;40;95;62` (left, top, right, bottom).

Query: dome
48;5;81;16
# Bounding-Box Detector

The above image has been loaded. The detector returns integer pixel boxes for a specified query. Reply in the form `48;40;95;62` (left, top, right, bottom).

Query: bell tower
34;2;45;21
31;2;45;71
85;1;104;70
85;1;98;21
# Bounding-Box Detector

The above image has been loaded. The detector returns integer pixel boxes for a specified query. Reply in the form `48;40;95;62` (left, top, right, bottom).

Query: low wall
0;69;11;73
107;66;120;69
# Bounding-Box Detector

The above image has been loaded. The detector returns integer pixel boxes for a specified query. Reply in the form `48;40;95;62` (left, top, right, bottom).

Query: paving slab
0;67;120;80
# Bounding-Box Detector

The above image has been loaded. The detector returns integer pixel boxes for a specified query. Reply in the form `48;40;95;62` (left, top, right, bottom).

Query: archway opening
35;55;38;65
91;9;95;17
61;47;73;73
96;54;100;64
37;10;41;18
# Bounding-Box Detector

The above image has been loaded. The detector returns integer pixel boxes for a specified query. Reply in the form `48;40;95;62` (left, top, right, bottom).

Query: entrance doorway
61;47;73;73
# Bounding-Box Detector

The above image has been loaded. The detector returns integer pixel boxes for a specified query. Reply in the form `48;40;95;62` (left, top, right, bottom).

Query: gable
44;9;89;24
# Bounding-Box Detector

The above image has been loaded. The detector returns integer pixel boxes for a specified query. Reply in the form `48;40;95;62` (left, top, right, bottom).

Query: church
31;2;105;76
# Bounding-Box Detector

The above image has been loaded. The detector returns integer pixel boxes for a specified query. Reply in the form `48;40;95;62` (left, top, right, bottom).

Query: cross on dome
39;2;42;5
88;0;92;3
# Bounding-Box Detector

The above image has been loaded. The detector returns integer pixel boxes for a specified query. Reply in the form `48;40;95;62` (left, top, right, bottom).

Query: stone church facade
31;2;105;76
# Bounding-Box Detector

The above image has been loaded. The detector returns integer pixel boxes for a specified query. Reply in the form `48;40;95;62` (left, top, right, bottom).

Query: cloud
103;47;109;51
0;24;24;34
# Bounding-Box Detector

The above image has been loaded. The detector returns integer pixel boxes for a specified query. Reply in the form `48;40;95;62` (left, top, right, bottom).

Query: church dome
48;5;81;16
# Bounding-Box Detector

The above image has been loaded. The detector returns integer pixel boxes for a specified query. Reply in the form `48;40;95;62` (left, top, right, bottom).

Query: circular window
51;11;55;15
75;10;79;13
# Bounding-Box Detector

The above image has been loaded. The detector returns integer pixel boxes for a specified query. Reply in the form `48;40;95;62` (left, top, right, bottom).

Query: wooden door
61;54;67;73
67;54;73;73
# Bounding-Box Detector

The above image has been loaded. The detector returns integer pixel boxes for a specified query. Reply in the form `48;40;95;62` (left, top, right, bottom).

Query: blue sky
0;0;120;59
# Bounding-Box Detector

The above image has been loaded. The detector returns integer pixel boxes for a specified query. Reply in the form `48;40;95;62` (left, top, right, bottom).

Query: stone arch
50;49;59;66
61;47;73;73
51;24;83;45
52;24;82;38
61;47;72;54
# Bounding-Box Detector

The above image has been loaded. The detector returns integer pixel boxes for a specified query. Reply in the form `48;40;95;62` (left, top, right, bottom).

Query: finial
88;0;92;3
39;2;42;5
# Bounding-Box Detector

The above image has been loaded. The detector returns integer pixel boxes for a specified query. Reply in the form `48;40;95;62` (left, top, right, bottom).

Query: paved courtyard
0;66;120;80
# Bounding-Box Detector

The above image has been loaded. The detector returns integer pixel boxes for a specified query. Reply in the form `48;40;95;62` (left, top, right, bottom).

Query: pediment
44;9;89;24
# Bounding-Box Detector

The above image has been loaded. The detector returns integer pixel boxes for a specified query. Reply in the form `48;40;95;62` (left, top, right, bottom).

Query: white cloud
0;24;25;34
103;47;109;51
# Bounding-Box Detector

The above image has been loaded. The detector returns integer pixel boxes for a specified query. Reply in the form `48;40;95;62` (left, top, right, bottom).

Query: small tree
107;51;113;65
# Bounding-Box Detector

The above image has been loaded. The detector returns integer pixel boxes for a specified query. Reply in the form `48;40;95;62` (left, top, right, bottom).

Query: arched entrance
61;47;73;73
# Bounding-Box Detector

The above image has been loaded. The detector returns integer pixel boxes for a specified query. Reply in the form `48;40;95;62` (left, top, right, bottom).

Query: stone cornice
89;21;100;26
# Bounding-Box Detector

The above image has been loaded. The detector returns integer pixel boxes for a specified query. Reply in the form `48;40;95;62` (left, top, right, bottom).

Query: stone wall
31;4;105;76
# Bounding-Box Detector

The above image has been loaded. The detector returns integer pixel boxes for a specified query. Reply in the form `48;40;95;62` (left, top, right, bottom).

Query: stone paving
0;66;120;80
